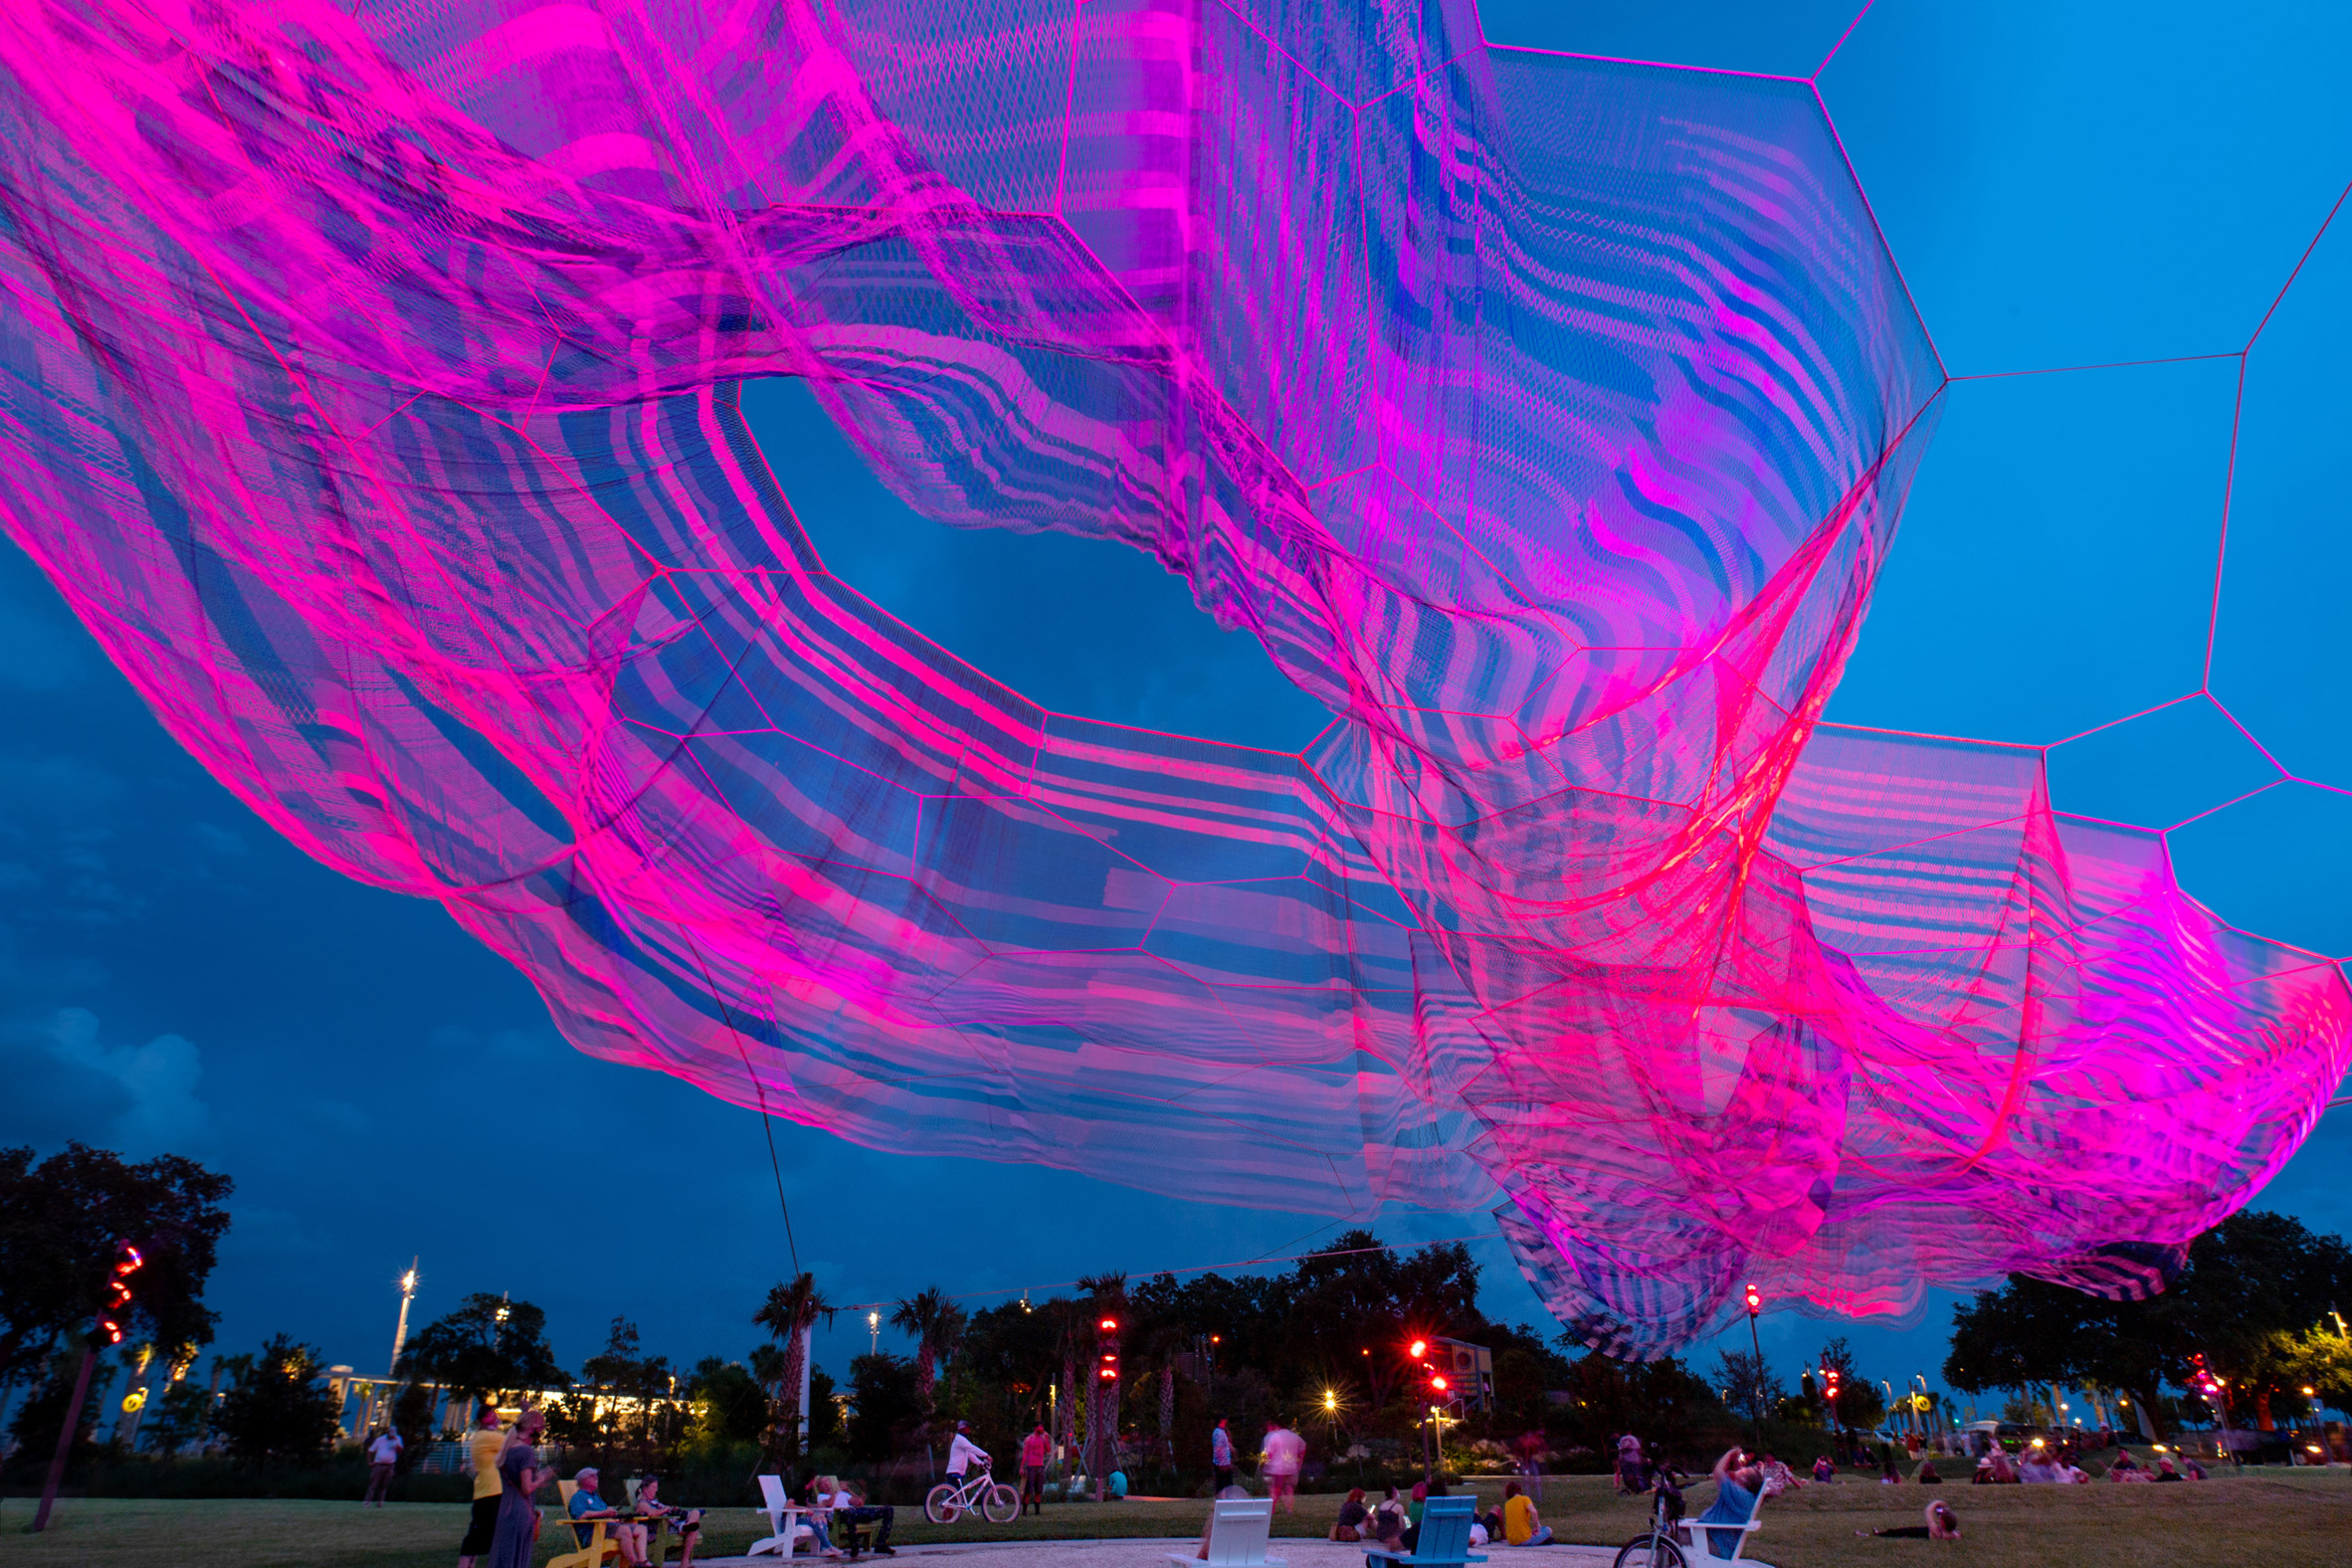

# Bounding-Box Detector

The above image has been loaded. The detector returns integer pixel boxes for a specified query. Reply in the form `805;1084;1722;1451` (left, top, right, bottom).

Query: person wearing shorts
456;1405;506;1568
1261;1420;1305;1513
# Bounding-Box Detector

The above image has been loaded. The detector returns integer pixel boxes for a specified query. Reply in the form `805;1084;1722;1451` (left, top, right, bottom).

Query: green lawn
2;1470;2347;1567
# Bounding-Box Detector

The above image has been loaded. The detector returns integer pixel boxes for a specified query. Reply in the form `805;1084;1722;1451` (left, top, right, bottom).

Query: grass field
3;1470;2347;1567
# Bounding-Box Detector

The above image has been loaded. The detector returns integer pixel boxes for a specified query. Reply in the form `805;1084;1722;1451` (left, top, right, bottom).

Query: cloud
0;596;95;691
191;823;250;857
41;1007;213;1156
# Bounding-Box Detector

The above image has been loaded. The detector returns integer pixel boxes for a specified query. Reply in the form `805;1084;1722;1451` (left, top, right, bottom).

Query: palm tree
888;1286;967;1414
753;1274;835;1458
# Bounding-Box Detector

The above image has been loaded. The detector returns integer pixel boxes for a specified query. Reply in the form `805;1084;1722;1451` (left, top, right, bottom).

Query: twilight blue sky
1;0;2347;1415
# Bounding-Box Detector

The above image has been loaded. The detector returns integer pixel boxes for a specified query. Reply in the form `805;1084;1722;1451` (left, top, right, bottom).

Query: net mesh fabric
0;0;2341;1354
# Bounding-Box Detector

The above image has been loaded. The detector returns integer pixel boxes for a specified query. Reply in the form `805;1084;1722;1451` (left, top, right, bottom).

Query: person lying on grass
1858;1501;1960;1541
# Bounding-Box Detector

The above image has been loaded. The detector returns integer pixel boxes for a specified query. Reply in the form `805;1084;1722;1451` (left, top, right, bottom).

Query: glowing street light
869;1310;881;1353
388;1257;420;1375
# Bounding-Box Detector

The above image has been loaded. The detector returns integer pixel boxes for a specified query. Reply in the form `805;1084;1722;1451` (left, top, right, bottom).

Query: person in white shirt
945;1422;991;1486
362;1427;402;1507
1260;1421;1306;1514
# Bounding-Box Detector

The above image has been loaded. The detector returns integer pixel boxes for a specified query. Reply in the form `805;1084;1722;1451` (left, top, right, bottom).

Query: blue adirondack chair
1365;1493;1486;1568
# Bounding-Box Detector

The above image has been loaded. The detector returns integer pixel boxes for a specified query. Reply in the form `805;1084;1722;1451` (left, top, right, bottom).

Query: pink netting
0;0;2342;1354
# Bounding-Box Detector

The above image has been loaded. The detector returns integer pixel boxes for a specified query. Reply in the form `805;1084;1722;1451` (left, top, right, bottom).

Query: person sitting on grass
1366;1490;1409;1559
1915;1461;1942;1484
1857;1500;1960;1540
1500;1478;1554;1547
1811;1455;1837;1483
2153;1458;2185;1482
1757;1455;1802;1497
567;1468;649;1568
1330;1486;1369;1542
2107;1451;2149;1482
1694;1449;1763;1561
1879;1454;1902;1484
633;1476;702;1568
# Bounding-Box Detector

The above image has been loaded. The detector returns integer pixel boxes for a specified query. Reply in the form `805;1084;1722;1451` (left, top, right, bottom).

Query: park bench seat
1364;1493;1484;1568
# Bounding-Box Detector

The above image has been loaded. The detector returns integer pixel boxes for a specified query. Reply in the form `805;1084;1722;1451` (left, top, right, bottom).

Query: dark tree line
1944;1210;2352;1431
831;1230;1745;1483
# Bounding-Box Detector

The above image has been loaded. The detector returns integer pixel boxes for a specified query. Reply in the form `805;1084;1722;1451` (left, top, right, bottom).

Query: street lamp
868;1310;881;1354
389;1258;420;1375
1742;1284;1765;1449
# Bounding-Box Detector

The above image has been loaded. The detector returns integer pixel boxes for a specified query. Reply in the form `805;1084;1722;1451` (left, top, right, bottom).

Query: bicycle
924;1465;1020;1525
1614;1472;1690;1568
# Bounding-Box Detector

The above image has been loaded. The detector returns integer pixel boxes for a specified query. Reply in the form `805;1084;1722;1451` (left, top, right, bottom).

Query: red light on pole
1430;1375;1449;1393
1408;1339;1428;1359
98;1244;143;1345
1099;1317;1118;1332
1743;1283;1761;1316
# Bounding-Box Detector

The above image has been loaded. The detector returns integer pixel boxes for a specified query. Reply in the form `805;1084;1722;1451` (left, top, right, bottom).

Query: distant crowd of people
383;1402;707;1568
354;1397;2218;1566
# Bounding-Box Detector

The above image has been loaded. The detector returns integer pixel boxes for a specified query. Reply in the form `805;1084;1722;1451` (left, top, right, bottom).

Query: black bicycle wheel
1613;1531;1688;1568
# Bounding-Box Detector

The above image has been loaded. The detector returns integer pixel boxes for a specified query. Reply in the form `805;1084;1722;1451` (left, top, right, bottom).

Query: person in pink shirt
1261;1420;1306;1514
1019;1423;1051;1515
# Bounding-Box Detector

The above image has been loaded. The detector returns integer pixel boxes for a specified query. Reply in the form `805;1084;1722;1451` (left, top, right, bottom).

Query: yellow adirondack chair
548;1479;622;1568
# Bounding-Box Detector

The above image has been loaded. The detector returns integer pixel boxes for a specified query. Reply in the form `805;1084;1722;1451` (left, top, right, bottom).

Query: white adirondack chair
1690;1487;1771;1566
1166;1495;1286;1568
748;1473;814;1557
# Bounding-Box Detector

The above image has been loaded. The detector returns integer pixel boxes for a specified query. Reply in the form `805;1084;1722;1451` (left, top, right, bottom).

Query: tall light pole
1742;1284;1765;1451
389;1259;420;1375
868;1310;880;1354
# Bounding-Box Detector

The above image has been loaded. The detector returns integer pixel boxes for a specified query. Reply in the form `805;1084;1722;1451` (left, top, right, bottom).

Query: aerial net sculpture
1;0;2344;1354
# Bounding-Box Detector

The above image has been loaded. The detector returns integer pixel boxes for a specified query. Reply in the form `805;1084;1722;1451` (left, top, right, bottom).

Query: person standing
457;1405;505;1568
363;1426;402;1506
1019;1422;1050;1514
1210;1417;1235;1492
1261;1419;1305;1514
487;1408;554;1568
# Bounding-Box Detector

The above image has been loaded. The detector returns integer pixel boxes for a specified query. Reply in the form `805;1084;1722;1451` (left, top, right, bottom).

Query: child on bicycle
945;1421;991;1487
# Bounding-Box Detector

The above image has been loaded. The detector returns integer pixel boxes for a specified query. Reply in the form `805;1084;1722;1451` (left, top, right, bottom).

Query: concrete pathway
698;1540;1624;1567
